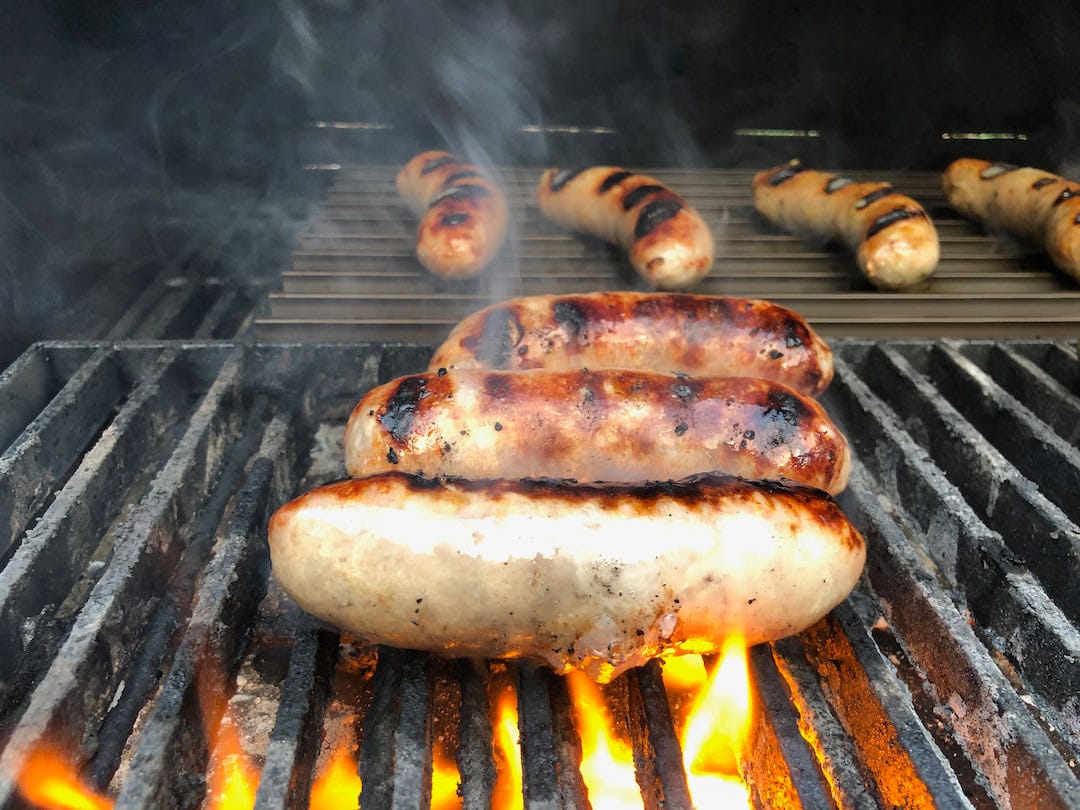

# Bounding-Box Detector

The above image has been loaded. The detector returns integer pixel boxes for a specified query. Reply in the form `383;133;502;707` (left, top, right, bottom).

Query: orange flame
431;751;462;810
309;742;362;810
678;640;753;807
14;746;113;810
566;671;643;810
490;681;523;810
203;713;259;810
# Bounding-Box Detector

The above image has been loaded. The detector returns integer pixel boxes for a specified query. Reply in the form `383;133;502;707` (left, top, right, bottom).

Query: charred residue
866;208;924;239
634;199;683;239
379;375;430;443
621;184;666;211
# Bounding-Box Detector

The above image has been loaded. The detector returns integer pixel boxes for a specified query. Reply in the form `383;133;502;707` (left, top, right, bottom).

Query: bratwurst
536;166;715;289
344;368;851;494
428;292;834;397
267;471;866;682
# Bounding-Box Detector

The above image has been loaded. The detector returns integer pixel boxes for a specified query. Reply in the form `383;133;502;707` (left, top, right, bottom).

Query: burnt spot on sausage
461;306;525;368
1053;187;1079;206
854;185;896;210
768;160;804;186
379;376;430;443
437;367;448;376
440;212;470;227
386;447;399;464
494;422;503;431
1032;177;1058;190
866;208;924;239
622;184;667;211
1075;212;1080;225
550;167;587;192
763;388;810;428
979;162;1018;180
483;374;512;400
442;169;483;185
421;155;457;174
825;175;853;194
768;349;784;360
598;170;634;193
553;300;588;339
634;200;684;239
429;184;491;206
782;318;806;348
674;422;689;436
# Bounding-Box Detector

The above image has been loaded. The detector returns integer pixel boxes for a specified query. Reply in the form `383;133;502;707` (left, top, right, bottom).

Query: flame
566;671;643;810
204;715;259;810
431;752;462;809
14;746;113;810
679;638;753;808
309;743;362;810
490;682;523;810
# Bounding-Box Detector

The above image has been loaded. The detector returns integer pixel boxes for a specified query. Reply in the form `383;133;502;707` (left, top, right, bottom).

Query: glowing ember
15;746;113;810
309;743;362;810
490;681;524;810
680;637;753;808
566;671;643;810
431;752;463;809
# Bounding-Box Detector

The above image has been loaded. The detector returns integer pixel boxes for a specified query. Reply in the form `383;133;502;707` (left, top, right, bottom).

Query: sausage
428;292;834;397
396;150;509;278
536;166;715;289
752;160;940;290
942;158;1080;283
267;471;867;682
345;368;851;494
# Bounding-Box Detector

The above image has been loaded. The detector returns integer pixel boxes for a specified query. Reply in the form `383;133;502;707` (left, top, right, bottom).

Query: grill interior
255;165;1080;343
1;337;1078;808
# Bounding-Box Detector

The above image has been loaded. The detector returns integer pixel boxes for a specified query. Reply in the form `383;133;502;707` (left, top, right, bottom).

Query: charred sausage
267;471;867;682
942;158;1080;283
536;166;715;289
428;292;834;397
344;368;851;494
752;160;940;290
396;150;509;278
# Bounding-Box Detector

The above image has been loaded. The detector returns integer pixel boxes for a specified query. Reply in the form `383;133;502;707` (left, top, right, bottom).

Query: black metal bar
517;663;561;810
629;660;694;810
457;660;496;810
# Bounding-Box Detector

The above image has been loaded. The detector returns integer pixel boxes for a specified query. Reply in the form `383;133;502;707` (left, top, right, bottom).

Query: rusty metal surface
256;166;1080;342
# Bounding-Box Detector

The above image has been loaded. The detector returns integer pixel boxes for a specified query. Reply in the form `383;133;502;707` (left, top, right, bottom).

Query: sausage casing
345;368;851;494
396;150;509;278
267;471;866;682
942;158;1080;283
536;166;715;289
428;292;834;397
752;160;940;290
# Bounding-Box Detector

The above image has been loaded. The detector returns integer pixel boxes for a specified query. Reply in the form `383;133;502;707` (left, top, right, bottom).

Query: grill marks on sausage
421;155;457;174
768;161;805;186
634;200;684;239
825;176;854;194
598;170;634;193
854;185;896;210
440;212;471;227
866;208;924;239
1053;187;1079;206
1032;177;1058;190
553;300;588;340
461;306;525;368
980;162;1018;180
379;376;430;443
621;184;667;211
550;167;588;192
442;169;483;186
429;184;491;206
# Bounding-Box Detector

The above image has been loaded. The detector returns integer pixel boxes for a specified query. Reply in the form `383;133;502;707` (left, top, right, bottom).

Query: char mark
622;184;667;211
866;207;924;239
379;376;430;443
1032;177;1058;190
429;184;491;206
475;307;525;368
422;155;457;175
768;160;804;186
854;186;895;210
763;389;810;429
553;300;588;339
825;176;854;194
550;167;587;192
599;170;634;193
634;199;683;239
443;169;483;185
979;162;1018;180
1053;187;1079;206
441;213;470;227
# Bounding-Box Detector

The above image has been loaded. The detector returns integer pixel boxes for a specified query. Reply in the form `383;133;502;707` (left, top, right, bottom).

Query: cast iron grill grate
0;339;1077;808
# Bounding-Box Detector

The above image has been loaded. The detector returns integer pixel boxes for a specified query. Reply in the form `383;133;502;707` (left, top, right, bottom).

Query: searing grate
0;338;1077;808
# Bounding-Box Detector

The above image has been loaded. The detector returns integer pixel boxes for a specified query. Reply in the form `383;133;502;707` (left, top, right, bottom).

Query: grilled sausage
942;158;1080;283
267;471;866;682
344;368;851;494
428;292;834;397
536;166;714;289
752;160;940;290
396;150;509;278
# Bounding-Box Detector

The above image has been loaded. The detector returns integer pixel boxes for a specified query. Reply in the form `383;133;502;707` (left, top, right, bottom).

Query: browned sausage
536;166;714;289
396;150;509;278
344;368;851;494
428;292;834;397
753;160;940;290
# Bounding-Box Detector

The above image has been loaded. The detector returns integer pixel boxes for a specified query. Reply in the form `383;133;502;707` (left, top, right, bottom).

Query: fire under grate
0;338;1078;808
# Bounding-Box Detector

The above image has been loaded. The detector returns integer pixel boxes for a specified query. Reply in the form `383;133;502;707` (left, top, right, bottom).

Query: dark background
2;0;1079;367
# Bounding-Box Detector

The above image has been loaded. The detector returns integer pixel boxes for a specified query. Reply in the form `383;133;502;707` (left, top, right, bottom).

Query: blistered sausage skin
396;150;509;278
428;292;834;397
536;166;715;289
345;368;851;494
942;158;1080;283
267;471;866;682
753;160;940;290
